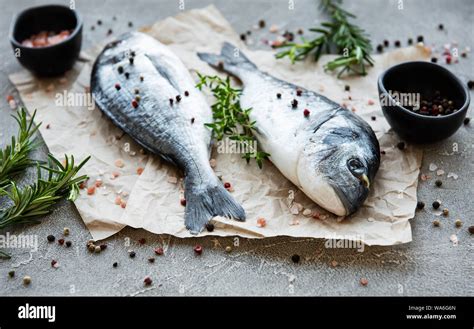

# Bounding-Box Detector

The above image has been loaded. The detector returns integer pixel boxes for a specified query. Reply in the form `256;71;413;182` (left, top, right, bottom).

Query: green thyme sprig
275;0;374;77
196;73;270;168
0;108;41;187
0;154;90;230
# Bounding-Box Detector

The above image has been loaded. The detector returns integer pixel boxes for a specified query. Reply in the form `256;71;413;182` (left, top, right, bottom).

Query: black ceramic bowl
378;61;470;143
9;5;82;76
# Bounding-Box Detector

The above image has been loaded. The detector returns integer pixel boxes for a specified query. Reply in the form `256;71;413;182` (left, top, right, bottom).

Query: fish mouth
331;180;370;216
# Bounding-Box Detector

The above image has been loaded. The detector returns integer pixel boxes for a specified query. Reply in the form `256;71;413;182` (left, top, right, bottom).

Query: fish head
297;110;380;216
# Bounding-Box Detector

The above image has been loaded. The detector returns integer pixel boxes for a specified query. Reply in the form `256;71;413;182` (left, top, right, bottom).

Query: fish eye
347;158;364;174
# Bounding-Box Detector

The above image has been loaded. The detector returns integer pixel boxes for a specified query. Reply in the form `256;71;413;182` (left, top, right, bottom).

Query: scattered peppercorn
47;235;55;242
118;66;124;74
91;26;95;31
129;251;136;258
360;278;368;286
128;21;133;27
191;118;195;124
131;51;136;57
184;90;189;97
115;83;121;90
124;72;130;79
383;40;389;47
276;93;281;99
258;19;266;28
291;254;300;263
344;85;350;92
23;276;31;285
468;226;474;234
51;260;57;267
435;180;442;187
148;257;155;263
65;241;72;247
416;201;425;210
407;38;413;45
438;24;444;30
431;57;438;63
144;277;152;285
58;238;65;245
417;35;424;42
433;219;440;227
376;44;383;53
455;219;462;228
107;29;113;35
240;34;246;41
371;116;376;121
140;75;144;82
176;95;182;102
97;20;102;25
169;98;174;105
394;40;401;47
194;244;203;255
155;247;164;255
397;142;405;150
205;223;215;232
432;201;441;209
129;57;134;65
180;199;186;206
296;89;302;96
134;88;139;94
291;99;298;108
113;262;118;268
464;117;470;125
442;208;449;216
303;109;310;117
8;270;15;278
468;81;474;90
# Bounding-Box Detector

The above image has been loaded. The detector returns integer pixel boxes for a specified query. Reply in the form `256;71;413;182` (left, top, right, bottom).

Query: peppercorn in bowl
9;4;83;76
377;61;469;143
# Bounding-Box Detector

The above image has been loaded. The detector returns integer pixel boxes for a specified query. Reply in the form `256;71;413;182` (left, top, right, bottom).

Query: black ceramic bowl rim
378;61;470;120
9;4;82;50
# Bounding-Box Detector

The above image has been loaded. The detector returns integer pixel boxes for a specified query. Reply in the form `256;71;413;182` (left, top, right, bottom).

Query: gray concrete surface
0;0;472;296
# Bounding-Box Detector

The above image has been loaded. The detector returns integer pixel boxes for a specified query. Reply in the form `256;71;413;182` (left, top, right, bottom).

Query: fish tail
197;42;256;76
184;175;245;234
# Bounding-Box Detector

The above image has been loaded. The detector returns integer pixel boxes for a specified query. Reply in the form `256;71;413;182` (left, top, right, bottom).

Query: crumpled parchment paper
9;5;429;245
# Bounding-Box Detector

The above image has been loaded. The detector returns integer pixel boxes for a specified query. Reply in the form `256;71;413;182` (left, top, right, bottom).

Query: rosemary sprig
196;73;270;168
275;0;374;77
0;108;41;187
0;154;90;230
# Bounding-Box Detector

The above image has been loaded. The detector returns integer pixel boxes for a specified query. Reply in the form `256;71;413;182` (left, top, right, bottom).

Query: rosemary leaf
275;0;374;77
0;154;90;230
196;73;270;168
0;108;41;187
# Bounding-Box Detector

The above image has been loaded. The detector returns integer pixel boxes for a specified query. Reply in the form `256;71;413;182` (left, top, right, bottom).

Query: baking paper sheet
9;5;429;245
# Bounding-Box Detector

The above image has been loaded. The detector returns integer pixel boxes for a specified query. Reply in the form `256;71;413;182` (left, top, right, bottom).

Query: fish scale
91;32;245;233
199;42;380;217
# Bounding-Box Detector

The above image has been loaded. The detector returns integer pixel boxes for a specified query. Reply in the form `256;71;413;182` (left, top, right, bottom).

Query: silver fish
91;33;245;233
198;43;380;216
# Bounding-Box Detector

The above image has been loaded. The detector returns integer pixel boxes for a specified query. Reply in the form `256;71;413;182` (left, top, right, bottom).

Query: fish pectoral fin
184;178;246;234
